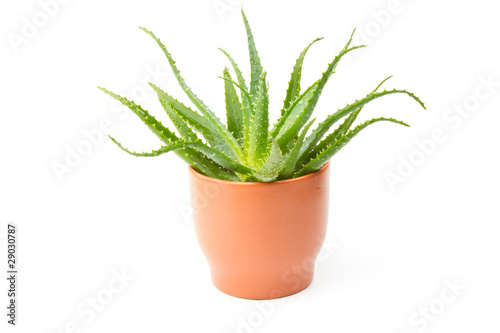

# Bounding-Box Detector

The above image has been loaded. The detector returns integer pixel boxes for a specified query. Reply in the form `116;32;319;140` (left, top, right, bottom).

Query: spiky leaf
223;68;244;142
139;27;244;163
253;140;283;182
241;9;263;105
272;81;319;152
272;30;367;153
282;37;323;114
294;117;410;177
100;87;241;181
298;88;426;165
280;118;316;179
98;87;178;143
247;72;269;163
154;95;238;180
299;107;363;166
150;83;238;155
109;136;255;176
219;48;253;150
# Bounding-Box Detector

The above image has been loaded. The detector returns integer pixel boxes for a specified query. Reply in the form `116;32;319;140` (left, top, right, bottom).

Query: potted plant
99;10;425;299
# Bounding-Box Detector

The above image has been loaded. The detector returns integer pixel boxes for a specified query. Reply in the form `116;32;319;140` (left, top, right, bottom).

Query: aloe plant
99;10;425;182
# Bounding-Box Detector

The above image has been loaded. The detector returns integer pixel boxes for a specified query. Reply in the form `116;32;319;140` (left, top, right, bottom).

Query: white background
1;0;499;332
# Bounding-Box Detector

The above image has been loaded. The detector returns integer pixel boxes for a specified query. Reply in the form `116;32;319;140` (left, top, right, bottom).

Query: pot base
211;270;315;300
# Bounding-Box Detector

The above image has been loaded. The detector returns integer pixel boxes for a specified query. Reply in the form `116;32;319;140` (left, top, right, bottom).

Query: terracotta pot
188;162;330;299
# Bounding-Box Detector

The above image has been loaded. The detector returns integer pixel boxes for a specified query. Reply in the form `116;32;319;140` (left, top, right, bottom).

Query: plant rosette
100;10;425;299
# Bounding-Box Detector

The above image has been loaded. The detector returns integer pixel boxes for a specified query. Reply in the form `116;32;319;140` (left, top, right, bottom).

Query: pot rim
188;161;330;186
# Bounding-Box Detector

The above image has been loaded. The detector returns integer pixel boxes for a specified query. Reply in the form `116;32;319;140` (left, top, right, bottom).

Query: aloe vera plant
99;10;425;182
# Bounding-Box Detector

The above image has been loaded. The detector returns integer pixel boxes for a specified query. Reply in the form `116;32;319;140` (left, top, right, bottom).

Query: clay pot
188;162;330;299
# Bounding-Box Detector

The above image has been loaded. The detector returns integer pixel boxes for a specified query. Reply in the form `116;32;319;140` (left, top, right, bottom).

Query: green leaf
282;37;323;114
272;30;367;154
272;81;319;152
253;139;283;182
298;107;363;167
294;117;410;177
223;68;244;142
161;99;199;142
100;86;241;181
248;72;269;163
108;136;255;176
98;87;178;143
241;9;263;106
153;95;237;180
150;83;238;157
302;75;392;155
179;152;239;181
139;27;244;163
219;48;249;92
219;48;253;155
280;118;316;179
109;135;186;157
298;87;426;165
373;75;393;92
